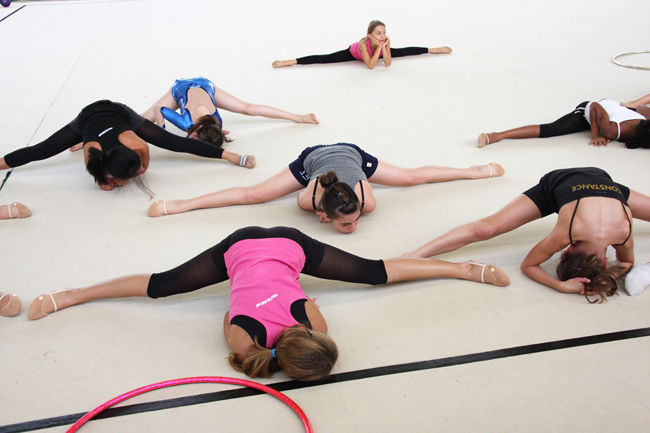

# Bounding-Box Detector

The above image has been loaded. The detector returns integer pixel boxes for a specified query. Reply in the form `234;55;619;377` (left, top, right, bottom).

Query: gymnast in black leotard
26;226;509;381
407;167;650;302
0;100;255;191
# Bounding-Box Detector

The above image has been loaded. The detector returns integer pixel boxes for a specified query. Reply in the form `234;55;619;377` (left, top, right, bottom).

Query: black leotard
4;100;225;168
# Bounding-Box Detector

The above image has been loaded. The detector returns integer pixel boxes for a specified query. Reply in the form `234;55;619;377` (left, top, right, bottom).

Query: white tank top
584;99;645;139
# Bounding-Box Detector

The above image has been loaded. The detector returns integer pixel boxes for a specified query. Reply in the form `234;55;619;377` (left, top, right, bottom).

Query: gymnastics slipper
2;202;31;220
487;163;505;177
148;200;168;217
624;263;650;296
467;262;510;287
0;292;21;317
478;133;490;148
28;293;58;320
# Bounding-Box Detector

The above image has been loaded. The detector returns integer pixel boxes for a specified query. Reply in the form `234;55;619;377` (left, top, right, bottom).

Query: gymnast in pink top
26;226;509;381
272;20;452;70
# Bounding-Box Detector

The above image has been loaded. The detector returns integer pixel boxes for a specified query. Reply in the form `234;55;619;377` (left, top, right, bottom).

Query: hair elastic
271;348;277;358
240;154;249;167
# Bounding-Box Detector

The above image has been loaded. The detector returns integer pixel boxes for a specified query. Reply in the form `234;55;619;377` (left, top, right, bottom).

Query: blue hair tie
271;348;277;358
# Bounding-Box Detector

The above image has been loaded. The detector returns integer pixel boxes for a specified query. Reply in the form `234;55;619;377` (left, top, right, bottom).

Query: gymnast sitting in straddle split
0;202;30;220
272;20;452;70
140;77;318;146
478;96;650;149
406;167;650;302
27;226;510;381
0;100;255;191
147;142;505;233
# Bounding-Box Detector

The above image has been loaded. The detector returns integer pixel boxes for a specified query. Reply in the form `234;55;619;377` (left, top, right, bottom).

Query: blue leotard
161;77;223;131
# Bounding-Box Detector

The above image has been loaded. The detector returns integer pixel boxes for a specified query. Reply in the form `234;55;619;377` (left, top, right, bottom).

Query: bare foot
0;292;21;317
429;46;452;54
464;262;510;286
69;143;84;152
272;59;297;68
1;202;32;220
28;293;59;320
299;113;319;124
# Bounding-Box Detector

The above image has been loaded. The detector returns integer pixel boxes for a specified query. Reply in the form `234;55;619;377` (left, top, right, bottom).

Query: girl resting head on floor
147;142;504;234
0;100;254;192
25;226;509;381
407;167;650;303
141;77;318;147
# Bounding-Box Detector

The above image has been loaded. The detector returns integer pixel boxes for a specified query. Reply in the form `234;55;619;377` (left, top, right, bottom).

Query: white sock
624;263;650;296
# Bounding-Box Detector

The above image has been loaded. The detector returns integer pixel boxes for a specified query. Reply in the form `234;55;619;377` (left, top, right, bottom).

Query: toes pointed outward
272;59;296;68
28;293;58;320
148;200;168;218
478;133;490;148
487;162;505;178
2;202;32;220
0;292;22;317
467;262;511;287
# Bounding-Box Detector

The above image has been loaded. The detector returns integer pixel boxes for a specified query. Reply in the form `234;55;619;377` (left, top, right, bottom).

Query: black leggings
538;101;590;138
4;114;224;168
296;46;428;65
147;226;387;298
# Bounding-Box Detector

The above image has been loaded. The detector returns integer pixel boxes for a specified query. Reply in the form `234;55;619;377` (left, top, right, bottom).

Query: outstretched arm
134;119;255;168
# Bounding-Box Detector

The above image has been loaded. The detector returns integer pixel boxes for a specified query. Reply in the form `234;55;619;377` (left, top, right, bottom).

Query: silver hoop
611;50;650;71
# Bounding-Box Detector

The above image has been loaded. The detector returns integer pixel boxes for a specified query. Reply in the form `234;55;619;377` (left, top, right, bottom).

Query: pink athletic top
226;238;308;347
349;38;381;61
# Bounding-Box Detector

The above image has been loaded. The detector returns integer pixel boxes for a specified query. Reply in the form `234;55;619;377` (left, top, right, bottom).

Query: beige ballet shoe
3;202;31;220
431;46;452;54
69;143;84;152
478;133;490;148
28;293;58;320
148;200;168;218
467;262;510;287
487;162;505;178
272;59;294;68
0;292;21;317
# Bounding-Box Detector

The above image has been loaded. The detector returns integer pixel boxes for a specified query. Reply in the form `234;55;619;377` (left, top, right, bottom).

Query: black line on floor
2;327;648;433
0;5;26;23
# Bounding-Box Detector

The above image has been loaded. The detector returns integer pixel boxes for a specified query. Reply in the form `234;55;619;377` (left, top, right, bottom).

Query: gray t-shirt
303;145;366;188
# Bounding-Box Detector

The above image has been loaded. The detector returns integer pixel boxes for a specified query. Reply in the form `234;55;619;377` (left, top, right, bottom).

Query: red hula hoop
66;376;313;433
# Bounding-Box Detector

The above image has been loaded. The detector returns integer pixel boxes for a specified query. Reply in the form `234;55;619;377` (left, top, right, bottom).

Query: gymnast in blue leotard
164;78;224;131
141;77;318;146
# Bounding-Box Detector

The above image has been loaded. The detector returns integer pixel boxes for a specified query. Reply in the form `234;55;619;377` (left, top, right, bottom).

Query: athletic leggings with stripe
147;226;387;298
538;101;591;138
296;46;428;65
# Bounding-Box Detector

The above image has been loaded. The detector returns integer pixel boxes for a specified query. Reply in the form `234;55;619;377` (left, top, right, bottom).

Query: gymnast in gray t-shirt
148;142;505;233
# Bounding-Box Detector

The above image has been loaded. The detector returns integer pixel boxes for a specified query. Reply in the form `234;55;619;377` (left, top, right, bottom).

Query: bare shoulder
228;324;255;358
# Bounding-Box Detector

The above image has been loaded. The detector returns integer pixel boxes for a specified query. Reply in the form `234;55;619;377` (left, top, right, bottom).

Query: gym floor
1;1;648;432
